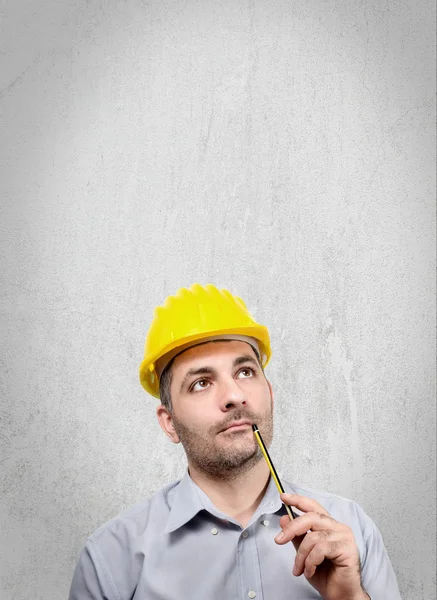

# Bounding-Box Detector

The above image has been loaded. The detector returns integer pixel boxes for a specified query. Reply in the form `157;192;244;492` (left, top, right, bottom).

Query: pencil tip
252;424;258;432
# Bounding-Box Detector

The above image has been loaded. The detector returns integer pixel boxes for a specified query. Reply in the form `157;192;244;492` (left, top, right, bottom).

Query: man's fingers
275;511;337;544
293;530;340;576
280;493;331;517
279;514;292;529
302;540;347;579
302;542;333;579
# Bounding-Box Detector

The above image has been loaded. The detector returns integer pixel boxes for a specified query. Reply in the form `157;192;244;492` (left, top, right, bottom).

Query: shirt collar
163;470;205;535
163;469;291;535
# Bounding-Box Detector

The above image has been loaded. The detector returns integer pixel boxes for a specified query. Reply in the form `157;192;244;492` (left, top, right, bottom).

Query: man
69;283;401;599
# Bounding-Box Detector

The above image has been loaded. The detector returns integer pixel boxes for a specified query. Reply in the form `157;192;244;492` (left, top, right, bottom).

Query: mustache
212;410;260;434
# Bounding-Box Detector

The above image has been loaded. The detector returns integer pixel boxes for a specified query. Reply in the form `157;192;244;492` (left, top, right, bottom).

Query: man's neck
187;460;271;528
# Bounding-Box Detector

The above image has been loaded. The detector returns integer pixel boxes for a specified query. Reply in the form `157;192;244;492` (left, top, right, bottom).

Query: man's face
162;340;274;479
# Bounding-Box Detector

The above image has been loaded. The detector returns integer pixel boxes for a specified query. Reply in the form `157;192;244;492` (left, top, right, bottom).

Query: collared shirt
69;472;401;599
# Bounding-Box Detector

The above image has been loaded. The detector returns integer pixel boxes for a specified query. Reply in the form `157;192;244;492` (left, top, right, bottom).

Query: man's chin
219;441;260;464
187;443;262;478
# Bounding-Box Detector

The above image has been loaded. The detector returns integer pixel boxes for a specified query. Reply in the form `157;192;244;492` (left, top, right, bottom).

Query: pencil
252;424;297;520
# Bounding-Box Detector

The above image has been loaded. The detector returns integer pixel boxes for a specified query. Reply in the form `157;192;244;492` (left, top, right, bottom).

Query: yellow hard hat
139;283;271;398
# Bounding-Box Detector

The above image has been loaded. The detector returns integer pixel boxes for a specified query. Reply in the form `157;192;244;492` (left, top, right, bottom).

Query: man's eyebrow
232;355;259;368
180;367;216;393
179;355;259;393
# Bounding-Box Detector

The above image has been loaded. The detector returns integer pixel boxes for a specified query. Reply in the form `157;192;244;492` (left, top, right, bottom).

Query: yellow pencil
252;424;297;520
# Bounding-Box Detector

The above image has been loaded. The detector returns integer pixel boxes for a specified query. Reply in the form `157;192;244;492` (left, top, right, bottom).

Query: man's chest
132;519;321;600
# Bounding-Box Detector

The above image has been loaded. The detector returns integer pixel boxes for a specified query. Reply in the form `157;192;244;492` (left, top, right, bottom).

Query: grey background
0;0;435;599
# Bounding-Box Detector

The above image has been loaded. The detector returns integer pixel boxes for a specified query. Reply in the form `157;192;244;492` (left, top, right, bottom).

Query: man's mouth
221;420;253;432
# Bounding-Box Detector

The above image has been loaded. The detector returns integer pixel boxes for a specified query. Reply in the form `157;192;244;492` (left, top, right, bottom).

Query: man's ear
267;379;274;410
156;404;180;444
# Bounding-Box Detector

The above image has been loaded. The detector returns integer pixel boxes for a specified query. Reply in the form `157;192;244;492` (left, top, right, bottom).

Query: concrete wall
0;1;435;598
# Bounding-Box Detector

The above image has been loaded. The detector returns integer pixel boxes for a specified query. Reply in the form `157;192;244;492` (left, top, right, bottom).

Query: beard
171;402;274;480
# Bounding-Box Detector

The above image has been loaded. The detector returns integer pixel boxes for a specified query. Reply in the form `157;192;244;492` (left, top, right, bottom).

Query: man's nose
219;377;248;410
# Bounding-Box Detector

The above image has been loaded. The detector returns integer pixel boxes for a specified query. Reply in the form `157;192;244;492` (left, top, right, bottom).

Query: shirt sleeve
357;505;402;600
68;539;120;600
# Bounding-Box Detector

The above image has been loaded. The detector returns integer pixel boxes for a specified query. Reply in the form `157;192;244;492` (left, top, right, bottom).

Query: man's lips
220;420;253;432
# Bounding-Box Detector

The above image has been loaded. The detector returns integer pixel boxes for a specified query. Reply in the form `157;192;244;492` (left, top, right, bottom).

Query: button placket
237;524;262;600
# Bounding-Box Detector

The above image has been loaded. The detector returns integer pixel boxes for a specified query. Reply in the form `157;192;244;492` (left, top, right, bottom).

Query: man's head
139;284;274;478
156;339;274;479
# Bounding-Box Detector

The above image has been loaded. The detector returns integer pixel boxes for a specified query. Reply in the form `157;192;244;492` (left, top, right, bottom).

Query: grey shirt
69;471;401;599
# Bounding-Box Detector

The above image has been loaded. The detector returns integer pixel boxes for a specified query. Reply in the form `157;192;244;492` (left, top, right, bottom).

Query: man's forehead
171;340;258;371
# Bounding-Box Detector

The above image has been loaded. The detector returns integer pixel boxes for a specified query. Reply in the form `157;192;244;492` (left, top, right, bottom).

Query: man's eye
237;367;255;378
191;379;210;392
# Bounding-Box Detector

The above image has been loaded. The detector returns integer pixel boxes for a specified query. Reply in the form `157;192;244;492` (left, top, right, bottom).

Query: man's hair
159;341;264;412
159;355;176;412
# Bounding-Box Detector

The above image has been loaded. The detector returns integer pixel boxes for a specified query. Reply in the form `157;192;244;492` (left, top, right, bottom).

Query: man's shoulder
87;478;181;545
284;479;357;506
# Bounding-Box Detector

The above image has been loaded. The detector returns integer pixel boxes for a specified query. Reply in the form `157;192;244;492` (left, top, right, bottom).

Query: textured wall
0;1;435;598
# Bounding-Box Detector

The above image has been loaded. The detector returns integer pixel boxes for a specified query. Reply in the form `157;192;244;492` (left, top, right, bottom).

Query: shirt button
211;528;218;535
248;591;256;599
262;519;270;527
241;531;249;539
